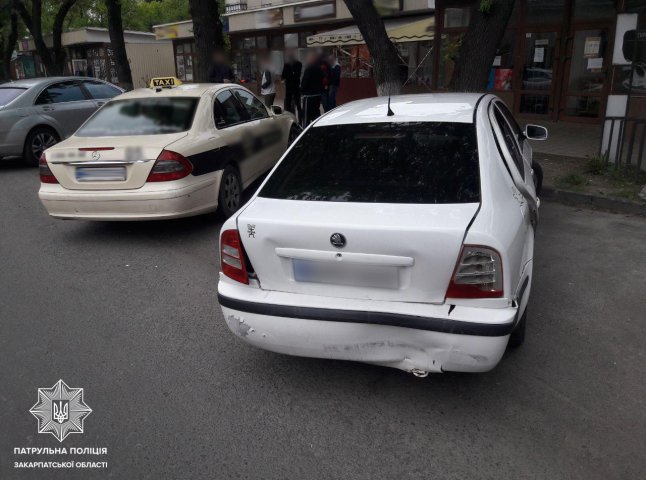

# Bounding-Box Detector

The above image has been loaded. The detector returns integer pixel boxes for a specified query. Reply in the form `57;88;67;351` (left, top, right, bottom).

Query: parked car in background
218;93;547;375
0;77;123;166
39;80;300;221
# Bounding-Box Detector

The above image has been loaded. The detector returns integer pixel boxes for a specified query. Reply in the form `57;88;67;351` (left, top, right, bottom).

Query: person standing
260;58;276;107
281;51;302;122
319;53;332;112
208;50;234;83
300;51;324;127
328;55;341;110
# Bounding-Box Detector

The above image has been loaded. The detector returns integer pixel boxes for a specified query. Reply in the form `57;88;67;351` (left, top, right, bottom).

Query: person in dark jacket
319;53;332;112
281;51;302;121
208;50;234;83
300;51;324;127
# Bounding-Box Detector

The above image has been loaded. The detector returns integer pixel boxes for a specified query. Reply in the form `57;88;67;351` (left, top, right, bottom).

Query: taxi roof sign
150;77;182;89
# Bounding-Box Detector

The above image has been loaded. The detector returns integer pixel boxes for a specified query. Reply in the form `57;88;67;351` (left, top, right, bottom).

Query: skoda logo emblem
330;233;346;248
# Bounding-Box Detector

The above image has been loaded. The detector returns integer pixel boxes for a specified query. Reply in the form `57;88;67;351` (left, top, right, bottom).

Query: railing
601;116;646;170
225;2;247;13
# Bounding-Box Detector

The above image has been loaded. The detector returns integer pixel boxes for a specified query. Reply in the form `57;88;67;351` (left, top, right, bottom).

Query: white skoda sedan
38;81;299;220
217;94;546;375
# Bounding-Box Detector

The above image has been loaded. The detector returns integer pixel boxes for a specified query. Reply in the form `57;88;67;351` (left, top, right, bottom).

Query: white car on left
38;80;299;220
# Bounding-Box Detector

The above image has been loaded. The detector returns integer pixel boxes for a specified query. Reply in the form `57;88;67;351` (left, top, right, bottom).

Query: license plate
293;259;398;289
75;167;126;182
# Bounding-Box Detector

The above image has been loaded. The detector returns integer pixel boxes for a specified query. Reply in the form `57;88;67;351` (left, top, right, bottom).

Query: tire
23;127;59;167
531;160;543;196
508;308;527;348
288;124;301;146
217;166;242;219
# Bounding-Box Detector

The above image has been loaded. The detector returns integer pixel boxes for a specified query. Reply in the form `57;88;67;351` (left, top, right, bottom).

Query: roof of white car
116;83;235;100
314;93;485;126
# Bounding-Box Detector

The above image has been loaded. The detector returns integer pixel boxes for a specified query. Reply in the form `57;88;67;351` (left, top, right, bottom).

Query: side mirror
271;105;283;115
525;124;548;141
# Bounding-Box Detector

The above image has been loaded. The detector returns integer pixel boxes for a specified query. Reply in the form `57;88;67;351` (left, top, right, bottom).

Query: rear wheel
508;308;527;348
532;161;543;196
217;166;242;219
24;127;59;167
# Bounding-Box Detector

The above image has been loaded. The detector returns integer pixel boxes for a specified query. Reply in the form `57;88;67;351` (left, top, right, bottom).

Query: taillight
220;229;249;284
39;153;58;184
446;245;503;299
146;150;192;182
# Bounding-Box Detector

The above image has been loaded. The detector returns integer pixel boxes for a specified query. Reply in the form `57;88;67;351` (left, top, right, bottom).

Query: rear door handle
42;106;54;112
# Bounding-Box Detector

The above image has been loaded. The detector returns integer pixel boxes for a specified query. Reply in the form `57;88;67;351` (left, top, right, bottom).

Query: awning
307;16;434;47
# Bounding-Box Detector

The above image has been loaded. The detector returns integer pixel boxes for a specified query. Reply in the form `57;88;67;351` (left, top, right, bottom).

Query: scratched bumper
218;277;515;374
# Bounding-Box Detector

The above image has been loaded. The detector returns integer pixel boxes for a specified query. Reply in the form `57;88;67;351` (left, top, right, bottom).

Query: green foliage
479;0;494;14
41;0;191;33
585;153;609;175
557;173;586;188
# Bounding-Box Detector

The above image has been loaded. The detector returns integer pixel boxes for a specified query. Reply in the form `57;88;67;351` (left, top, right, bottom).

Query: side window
233;89;268;120
213;90;249;128
82;80;121;100
35;82;86;105
493;107;525;180
495;101;524;144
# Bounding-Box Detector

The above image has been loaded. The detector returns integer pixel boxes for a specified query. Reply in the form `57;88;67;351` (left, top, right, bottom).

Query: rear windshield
0;87;26;106
76;97;198;137
259;122;480;204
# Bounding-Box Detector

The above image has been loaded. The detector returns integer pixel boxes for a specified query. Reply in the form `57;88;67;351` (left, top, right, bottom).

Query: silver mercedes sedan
0;77;123;166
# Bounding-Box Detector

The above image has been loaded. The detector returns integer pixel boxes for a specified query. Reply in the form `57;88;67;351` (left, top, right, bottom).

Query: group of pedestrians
286;51;341;127
208;48;341;127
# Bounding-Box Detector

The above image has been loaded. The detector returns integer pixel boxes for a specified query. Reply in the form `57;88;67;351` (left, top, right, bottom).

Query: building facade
16;27;175;89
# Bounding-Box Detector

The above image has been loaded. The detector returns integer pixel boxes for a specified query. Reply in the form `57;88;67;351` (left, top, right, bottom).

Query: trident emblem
52;400;69;424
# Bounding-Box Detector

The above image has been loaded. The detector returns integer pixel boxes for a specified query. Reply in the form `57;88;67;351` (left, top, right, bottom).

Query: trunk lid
46;133;187;190
238;198;479;304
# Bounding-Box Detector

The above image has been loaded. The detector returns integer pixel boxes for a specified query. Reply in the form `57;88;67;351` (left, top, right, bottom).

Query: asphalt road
1;159;645;480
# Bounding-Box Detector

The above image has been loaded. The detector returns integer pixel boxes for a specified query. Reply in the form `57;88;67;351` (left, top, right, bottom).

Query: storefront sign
294;1;335;22
255;8;283;29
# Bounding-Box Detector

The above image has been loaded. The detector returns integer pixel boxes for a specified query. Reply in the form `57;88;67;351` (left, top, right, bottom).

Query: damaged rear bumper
217;279;517;374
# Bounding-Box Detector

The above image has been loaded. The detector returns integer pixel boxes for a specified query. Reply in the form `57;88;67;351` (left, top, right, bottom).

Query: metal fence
601;116;646;170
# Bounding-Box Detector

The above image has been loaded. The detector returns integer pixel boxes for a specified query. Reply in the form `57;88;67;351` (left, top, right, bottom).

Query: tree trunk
188;0;224;82
105;0;133;90
0;10;18;80
343;0;401;96
14;0;77;76
448;0;516;92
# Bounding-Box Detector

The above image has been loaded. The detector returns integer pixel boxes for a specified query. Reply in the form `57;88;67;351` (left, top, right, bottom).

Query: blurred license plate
76;167;126;182
293;259;398;289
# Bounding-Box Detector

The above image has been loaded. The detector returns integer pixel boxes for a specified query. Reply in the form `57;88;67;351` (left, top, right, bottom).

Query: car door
34;81;97;137
79;79;123;109
489;101;536;310
212;89;256;185
233;88;283;177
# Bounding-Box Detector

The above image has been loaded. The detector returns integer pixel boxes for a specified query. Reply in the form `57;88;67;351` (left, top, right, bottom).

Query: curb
541;187;646;217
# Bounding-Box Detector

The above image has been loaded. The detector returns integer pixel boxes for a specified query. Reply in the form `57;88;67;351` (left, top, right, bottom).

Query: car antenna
386;83;394;116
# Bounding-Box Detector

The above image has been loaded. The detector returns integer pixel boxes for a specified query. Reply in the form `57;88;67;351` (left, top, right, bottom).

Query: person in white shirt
260;58;276;107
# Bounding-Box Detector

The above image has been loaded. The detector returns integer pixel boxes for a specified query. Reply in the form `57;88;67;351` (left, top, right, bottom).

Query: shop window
284;33;299;49
443;8;470;28
397;42;433;88
526;0;565;25
257;36;268;49
174;41;195;82
270;35;284;49
243;37;256;49
520;94;549;115
573;0;615;22
487;30;515;92
233;52;257;83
